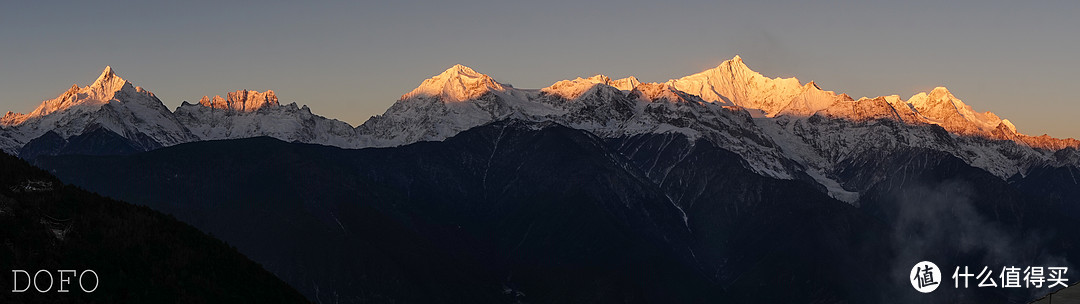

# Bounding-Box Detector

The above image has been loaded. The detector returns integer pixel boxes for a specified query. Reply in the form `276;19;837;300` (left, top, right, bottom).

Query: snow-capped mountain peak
2;66;145;126
665;55;804;115
775;81;843;116
92;66;123;89
908;86;1004;136
402;64;506;102
0;66;197;154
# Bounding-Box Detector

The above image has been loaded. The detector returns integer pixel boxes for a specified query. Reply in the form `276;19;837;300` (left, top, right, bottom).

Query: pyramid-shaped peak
404;64;505;102
671;55;759;81
709;54;755;73
90;65;128;90
4;65;152;126
431;64;498;85
440;64;485;78
929;86;952;96
96;66;117;81
924;87;963;105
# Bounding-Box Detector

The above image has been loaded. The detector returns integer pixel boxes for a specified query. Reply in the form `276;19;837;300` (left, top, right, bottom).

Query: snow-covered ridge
176;89;359;147
364;57;1080;153
3;60;1079;203
359;63;805;180
0;67;358;154
358;58;1080;203
542;75;641;100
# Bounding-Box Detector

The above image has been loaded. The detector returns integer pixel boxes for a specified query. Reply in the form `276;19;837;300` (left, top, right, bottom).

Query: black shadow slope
0;152;307;303
38;120;710;303
850;148;1079;303
34;119;1080;303
609;134;894;303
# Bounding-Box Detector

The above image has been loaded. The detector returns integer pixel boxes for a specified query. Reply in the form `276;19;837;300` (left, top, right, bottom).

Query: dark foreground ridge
0;152;308;303
35;119;1080;303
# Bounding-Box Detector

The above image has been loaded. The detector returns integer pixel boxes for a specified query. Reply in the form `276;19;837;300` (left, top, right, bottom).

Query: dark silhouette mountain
37;120;706;303
851;148;1079;303
34;119;1080;303
18;127;146;160
0;151;307;303
607;134;896;302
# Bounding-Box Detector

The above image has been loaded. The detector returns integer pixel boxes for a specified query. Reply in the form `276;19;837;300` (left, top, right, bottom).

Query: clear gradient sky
2;1;1078;138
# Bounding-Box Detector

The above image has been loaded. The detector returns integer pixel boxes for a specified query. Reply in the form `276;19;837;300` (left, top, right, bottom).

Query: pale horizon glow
2;1;1078;138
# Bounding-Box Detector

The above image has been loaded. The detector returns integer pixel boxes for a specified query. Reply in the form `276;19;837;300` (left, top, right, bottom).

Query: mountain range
5;57;1080;303
4;57;1078;203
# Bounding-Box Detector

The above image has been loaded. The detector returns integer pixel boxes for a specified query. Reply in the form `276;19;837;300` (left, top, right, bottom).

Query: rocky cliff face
196;89;281;112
